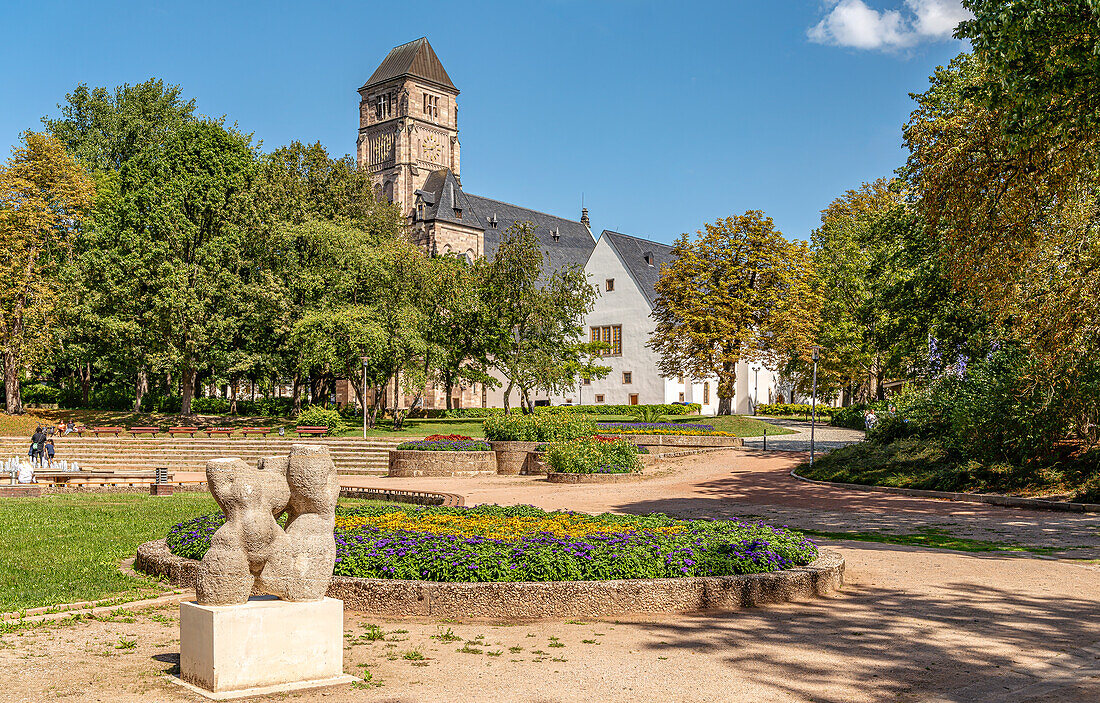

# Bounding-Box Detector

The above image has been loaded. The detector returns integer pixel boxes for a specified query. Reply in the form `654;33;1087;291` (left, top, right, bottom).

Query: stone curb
338;487;464;507
545;471;641;484
789;469;1100;514
135;539;843;619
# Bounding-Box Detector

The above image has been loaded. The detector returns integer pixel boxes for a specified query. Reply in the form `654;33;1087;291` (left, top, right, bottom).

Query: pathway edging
789;468;1100;514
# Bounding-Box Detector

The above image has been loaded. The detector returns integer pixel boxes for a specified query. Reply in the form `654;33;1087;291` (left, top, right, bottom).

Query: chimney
580;207;590;229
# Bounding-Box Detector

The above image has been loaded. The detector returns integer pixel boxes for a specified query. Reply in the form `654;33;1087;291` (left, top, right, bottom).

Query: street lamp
810;346;821;467
361;356;369;439
751;365;761;416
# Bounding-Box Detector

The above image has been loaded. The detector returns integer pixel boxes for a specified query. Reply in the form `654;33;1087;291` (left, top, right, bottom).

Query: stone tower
357;38;461;219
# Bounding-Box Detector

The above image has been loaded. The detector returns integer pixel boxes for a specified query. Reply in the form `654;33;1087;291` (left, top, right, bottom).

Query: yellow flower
334;511;684;540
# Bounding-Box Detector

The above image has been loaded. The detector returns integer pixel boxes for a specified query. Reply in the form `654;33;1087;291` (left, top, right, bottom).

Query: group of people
29;426;56;467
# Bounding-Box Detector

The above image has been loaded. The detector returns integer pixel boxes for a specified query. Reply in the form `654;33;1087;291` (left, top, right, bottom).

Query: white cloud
808;0;972;51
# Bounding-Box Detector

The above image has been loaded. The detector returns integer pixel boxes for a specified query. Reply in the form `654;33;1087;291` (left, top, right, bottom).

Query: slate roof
416;170;484;230
465;194;596;273
600;230;676;308
362;37;457;92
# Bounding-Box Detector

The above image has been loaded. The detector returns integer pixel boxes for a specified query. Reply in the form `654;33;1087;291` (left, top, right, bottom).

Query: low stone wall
388;450;496;478
0;485;42;498
488;441;541;475
617;434;744;448
339;487;464;507
135;539;843;619
528;452;656;476
546;471;641;484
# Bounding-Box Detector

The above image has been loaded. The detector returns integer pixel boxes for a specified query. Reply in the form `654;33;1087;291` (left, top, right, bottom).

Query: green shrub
534;403;700;417
831;402;889;430
190;397;230;414
483;412;596;442
21;383;61;404
758;403;836;418
295;405;347;436
441;408;505;418
546;436;644;474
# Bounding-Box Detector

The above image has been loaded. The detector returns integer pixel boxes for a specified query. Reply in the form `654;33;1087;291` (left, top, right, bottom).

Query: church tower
357;38;461;219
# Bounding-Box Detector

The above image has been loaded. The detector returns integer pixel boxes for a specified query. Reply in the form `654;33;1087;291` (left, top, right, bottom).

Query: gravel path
3;450;1098;702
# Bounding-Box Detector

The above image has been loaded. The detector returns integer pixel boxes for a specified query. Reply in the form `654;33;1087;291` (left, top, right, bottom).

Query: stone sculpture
196;444;339;606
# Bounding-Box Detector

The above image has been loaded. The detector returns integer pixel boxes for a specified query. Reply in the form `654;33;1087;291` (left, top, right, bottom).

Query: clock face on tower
421;133;443;165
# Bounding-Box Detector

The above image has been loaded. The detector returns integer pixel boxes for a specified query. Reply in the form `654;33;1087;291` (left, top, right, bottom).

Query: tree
46;79;197;410
649;212;817;415
0;132;95;413
486;223;604;413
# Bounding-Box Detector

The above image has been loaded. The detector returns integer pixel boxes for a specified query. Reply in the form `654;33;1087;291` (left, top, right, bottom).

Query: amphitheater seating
204;427;235;437
90;426;125;437
128;426;161;437
240;427;274;437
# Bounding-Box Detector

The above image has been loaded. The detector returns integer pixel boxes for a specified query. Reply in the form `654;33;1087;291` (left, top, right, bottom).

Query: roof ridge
602;230;676;249
466;193;584;226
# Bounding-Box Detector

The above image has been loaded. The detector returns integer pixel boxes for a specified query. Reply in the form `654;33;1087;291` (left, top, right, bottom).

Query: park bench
71;424;88;437
240;427;273;437
90;426;125;437
204;427;235;437
168;426;200;438
295;426;329;437
128;426;161;438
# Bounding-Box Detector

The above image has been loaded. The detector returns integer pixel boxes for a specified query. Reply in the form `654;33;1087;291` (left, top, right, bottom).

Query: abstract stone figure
195;445;339;606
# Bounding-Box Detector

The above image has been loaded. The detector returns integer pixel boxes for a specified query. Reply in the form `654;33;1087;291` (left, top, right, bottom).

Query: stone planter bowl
488;440;541;475
388;450;497;478
545;471;641;484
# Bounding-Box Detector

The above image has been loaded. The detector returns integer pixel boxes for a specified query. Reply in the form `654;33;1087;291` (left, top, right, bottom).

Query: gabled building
355;38;777;412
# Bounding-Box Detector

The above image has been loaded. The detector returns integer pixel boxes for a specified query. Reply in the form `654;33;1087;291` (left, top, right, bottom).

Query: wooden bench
168;426;200;438
90;426;125;437
128;426;161;437
71;425;88;437
204;427;235;437
240;427;273;437
295;426;329;437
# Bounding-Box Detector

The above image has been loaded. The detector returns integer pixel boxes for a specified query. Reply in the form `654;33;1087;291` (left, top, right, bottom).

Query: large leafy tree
0;133;95;413
649;212;817;415
486;223;604;413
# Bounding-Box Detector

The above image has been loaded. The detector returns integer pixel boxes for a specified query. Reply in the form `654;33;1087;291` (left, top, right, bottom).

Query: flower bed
597;422;734;437
395;437;492;451
546;436;646;474
166;504;818;582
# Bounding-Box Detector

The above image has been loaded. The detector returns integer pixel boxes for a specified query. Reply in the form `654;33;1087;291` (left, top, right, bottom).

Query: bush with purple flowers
165;504;818;582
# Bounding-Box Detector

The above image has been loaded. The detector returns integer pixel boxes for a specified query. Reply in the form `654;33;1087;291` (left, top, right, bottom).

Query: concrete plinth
174;596;356;699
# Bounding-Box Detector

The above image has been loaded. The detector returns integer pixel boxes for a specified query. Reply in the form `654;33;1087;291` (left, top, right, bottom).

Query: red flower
425;434;473;441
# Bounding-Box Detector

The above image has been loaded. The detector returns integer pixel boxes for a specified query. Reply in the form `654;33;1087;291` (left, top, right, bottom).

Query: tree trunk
502;379;513;414
291;373;302;416
180;365;196;416
4;350;22;415
133;367;148;413
716;360;736;416
445;379;454;411
229;378;238;414
80;362;91;406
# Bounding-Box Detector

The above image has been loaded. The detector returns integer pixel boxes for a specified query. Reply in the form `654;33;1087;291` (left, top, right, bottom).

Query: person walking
44;439;55;468
30;426;46;466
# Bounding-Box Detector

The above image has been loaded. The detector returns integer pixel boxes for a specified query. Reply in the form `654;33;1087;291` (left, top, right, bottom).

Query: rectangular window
582;377;591;385
595;394;605;403
679;392;685;402
590;325;623;356
622;372;632;384
704;382;710;404
605;278;614;291
423;93;439;119
375;93;392;120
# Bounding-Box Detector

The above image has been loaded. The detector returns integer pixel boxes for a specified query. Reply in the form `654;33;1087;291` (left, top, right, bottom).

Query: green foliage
546;437;644;474
535;403;700;417
482;412;596;442
295;405;346;435
829;403;886;430
758;403;836;419
21;383;61;404
189;397;230;414
441;408;504;418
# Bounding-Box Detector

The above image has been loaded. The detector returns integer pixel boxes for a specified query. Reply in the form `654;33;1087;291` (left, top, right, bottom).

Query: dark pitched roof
362;37;457;92
466;194;596;273
600;230;676;307
415;170;484;230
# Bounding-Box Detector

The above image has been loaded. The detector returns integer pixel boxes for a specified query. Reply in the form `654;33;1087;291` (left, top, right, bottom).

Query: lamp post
361;356;369;439
751;365;761;416
810;346;821;467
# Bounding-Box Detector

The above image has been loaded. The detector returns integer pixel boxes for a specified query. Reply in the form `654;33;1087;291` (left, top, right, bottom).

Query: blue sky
0;0;969;243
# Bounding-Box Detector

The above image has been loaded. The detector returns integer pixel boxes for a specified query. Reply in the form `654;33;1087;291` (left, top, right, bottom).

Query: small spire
580;207;590;228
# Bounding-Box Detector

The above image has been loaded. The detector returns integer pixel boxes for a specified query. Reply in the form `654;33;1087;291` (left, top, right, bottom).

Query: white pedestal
173;596;357;700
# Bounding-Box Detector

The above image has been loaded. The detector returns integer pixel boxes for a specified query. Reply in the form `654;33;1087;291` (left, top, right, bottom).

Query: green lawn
0;493;388;613
665;414;797;437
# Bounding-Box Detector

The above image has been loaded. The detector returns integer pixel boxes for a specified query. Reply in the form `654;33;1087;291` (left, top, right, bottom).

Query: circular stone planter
546;471;641;484
488;440;541;475
388;450;496;478
136;539;843;619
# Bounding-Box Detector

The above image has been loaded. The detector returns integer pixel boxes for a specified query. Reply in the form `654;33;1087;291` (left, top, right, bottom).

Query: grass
804;527;1061;554
0;493;391;613
801;437;1100;503
664;414;796;437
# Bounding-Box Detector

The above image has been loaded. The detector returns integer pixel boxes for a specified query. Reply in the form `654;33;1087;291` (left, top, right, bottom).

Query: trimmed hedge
757;403;836;418
295;405;347;435
536;403;702;417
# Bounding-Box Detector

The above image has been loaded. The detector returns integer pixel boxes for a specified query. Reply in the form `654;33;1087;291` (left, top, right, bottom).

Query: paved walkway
743;416;865;452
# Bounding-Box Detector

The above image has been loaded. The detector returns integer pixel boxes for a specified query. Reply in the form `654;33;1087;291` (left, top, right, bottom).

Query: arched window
383;181;394;203
465;249;475;264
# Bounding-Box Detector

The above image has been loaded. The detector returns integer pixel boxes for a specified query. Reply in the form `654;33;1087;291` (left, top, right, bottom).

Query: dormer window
487;214;498;228
416;202;424;221
605;278;614;291
644;251;654;266
454;208;462;219
551;228;559;241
